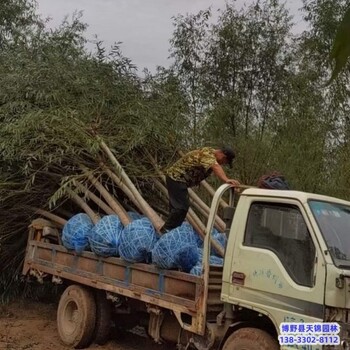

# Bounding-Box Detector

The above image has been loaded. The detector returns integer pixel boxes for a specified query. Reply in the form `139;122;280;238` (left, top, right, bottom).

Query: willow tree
169;9;211;147
170;0;295;184
300;0;350;198
0;0;189;299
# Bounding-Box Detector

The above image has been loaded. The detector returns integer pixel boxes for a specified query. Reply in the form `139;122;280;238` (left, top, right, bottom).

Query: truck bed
23;239;223;335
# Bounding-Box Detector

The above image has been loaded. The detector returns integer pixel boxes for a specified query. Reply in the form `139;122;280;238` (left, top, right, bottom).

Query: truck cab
220;187;350;350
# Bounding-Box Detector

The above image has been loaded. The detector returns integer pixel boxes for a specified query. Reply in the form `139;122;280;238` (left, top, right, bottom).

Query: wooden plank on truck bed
23;240;204;317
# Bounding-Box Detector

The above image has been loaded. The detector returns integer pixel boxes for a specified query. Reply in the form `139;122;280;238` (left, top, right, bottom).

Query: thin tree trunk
99;140;164;230
81;167;131;226
187;209;205;238
100;163;144;213
200;180;229;209
54;208;73;219
32;208;67;227
188;188;226;231
75;182;115;215
67;189;100;224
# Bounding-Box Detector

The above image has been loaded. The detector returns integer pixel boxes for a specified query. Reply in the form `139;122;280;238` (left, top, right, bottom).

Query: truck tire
57;285;96;349
223;327;279;350
92;291;112;345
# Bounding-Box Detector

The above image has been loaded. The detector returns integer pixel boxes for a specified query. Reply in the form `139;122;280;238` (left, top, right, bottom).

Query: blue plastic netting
127;211;144;221
62;213;94;253
194;228;227;255
197;248;224;265
211;229;227;256
175;222;202;246
89;215;123;257
190;248;224;276
119;217;159;263
190;264;202;276
182;222;203;247
151;223;200;272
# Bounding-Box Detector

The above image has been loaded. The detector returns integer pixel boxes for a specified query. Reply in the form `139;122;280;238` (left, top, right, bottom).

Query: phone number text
279;335;340;345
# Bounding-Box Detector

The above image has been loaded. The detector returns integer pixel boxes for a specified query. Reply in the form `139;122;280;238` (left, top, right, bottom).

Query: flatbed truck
23;184;350;349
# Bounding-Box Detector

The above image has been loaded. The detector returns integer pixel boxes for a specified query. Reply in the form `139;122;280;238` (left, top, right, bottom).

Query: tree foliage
168;0;350;193
0;0;187;299
329;5;350;82
1;0;350;299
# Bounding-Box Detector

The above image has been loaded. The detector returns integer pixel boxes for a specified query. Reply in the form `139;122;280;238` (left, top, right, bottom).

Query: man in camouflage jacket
160;146;240;233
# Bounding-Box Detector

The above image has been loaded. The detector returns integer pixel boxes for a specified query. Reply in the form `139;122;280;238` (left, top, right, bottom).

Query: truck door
223;196;326;327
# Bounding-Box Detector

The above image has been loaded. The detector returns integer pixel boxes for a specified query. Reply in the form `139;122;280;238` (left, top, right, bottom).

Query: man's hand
226;179;240;187
226;179;241;193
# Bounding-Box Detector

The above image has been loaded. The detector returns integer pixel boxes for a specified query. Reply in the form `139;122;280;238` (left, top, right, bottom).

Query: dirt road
0;301;168;350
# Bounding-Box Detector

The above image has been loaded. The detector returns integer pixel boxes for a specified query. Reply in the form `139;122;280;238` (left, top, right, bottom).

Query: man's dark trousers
162;176;190;231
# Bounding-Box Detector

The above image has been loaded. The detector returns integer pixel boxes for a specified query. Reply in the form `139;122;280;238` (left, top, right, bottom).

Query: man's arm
211;163;240;186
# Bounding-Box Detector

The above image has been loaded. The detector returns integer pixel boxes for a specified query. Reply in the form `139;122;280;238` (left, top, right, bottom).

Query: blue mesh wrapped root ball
196;227;225;250
152;225;200;272
211;229;227;256
89;215;123;257
190;248;224;276
181;222;203;247
172;222;202;246
197;248;224;265
119;217;159;263
190;263;202;276
127;211;144;221
62;213;94;253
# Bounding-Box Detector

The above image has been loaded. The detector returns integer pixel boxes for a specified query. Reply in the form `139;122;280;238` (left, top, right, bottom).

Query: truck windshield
309;200;350;269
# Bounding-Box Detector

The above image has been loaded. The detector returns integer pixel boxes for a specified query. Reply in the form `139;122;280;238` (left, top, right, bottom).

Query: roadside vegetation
0;0;349;299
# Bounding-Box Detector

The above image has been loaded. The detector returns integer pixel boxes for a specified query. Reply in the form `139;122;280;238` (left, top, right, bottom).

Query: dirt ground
0;301;169;350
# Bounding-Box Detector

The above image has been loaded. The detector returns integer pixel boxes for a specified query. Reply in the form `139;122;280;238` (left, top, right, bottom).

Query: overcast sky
36;0;306;72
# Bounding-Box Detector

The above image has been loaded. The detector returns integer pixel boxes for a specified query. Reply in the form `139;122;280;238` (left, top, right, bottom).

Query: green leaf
329;6;350;83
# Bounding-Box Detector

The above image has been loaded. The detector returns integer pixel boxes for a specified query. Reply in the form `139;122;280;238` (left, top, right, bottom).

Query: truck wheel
92;291;112;345
57;285;96;349
223;327;279;350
